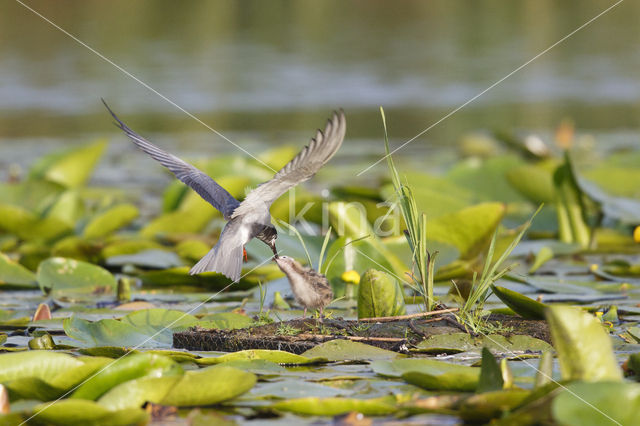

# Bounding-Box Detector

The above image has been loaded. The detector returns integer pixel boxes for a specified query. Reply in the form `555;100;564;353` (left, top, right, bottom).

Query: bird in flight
103;100;346;282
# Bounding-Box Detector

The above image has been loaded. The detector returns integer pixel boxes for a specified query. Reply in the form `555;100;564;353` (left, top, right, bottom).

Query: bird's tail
189;242;243;282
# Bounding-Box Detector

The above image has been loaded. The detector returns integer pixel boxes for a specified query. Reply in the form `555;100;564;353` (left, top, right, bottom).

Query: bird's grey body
103;100;345;282
274;256;333;318
190;216;276;275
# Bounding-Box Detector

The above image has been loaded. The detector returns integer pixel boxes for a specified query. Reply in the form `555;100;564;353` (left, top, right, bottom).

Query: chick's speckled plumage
274;256;333;318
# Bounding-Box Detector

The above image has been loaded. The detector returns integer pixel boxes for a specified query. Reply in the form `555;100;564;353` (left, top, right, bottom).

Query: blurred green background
1;0;638;185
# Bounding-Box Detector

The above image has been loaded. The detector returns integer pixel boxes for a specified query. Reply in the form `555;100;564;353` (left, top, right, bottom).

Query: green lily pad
99;375;179;410
478;347;503;393
583;165;640;199
32;399;149;426
491;285;547;320
163;366;256;407
168;175;250;213
140;202;216;237
122;308;202;336
302;339;401;362
100;238;166;258
427;202;506;259
414;332;476;354
545;305;622;381
175;239;210;262
28;357;111;391
5;376;67;401
552;381;640;426
64;316;152;348
83;204;139;238
45;190;85;227
105;249;184;269
0;180;65;210
199;349;321;365
147;186;231;236
77;347;135;358
51;236;103;263
252;378;349;399
447;155;526;203
528;246;554;274
506;162;556;204
380;172;472;219
402;369;479;392
143;176;250;237
98;366;256;410
357;269;406;319
0;351;84;383
0;352;112;401
0;310;31;328
272;396;397;416
138;266;266;291
0;203;72;241
481;334;552;353
63;309;201;348
372;358;479;391
71;353;181;400
29;139;107;188
37;257;117;294
459;389;531;422
0;252;37;289
197;359;286;375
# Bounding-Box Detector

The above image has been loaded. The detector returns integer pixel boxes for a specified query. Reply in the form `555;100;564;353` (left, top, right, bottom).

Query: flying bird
274;255;333;319
103;100;346;282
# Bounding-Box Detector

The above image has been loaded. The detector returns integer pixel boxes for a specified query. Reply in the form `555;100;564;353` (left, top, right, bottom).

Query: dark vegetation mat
173;313;551;354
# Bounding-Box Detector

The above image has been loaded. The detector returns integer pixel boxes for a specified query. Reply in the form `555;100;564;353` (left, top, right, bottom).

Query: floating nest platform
173;310;551;355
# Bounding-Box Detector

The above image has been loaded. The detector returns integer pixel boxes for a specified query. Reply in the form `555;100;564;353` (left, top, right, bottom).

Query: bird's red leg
243;247;248;262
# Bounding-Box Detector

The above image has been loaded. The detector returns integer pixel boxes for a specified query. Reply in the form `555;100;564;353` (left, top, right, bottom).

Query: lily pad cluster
1;125;640;424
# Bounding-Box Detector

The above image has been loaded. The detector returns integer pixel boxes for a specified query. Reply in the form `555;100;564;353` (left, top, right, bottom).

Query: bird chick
274;255;333;320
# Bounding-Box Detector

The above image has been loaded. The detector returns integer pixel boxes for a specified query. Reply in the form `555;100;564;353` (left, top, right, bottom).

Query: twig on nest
408;320;429;339
443;315;471;334
358;308;458;323
295;334;406;343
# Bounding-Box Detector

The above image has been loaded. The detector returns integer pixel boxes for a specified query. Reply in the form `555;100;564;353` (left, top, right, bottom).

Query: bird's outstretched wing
103;100;240;219
232;110;346;218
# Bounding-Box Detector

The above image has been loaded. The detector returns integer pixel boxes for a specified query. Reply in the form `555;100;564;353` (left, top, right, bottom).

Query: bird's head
274;255;299;273
264;225;278;255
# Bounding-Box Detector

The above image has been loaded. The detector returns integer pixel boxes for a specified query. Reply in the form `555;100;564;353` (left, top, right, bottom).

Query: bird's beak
270;241;278;258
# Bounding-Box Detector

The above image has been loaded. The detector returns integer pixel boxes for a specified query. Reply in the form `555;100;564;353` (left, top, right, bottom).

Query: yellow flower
634;225;640;243
341;270;360;284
